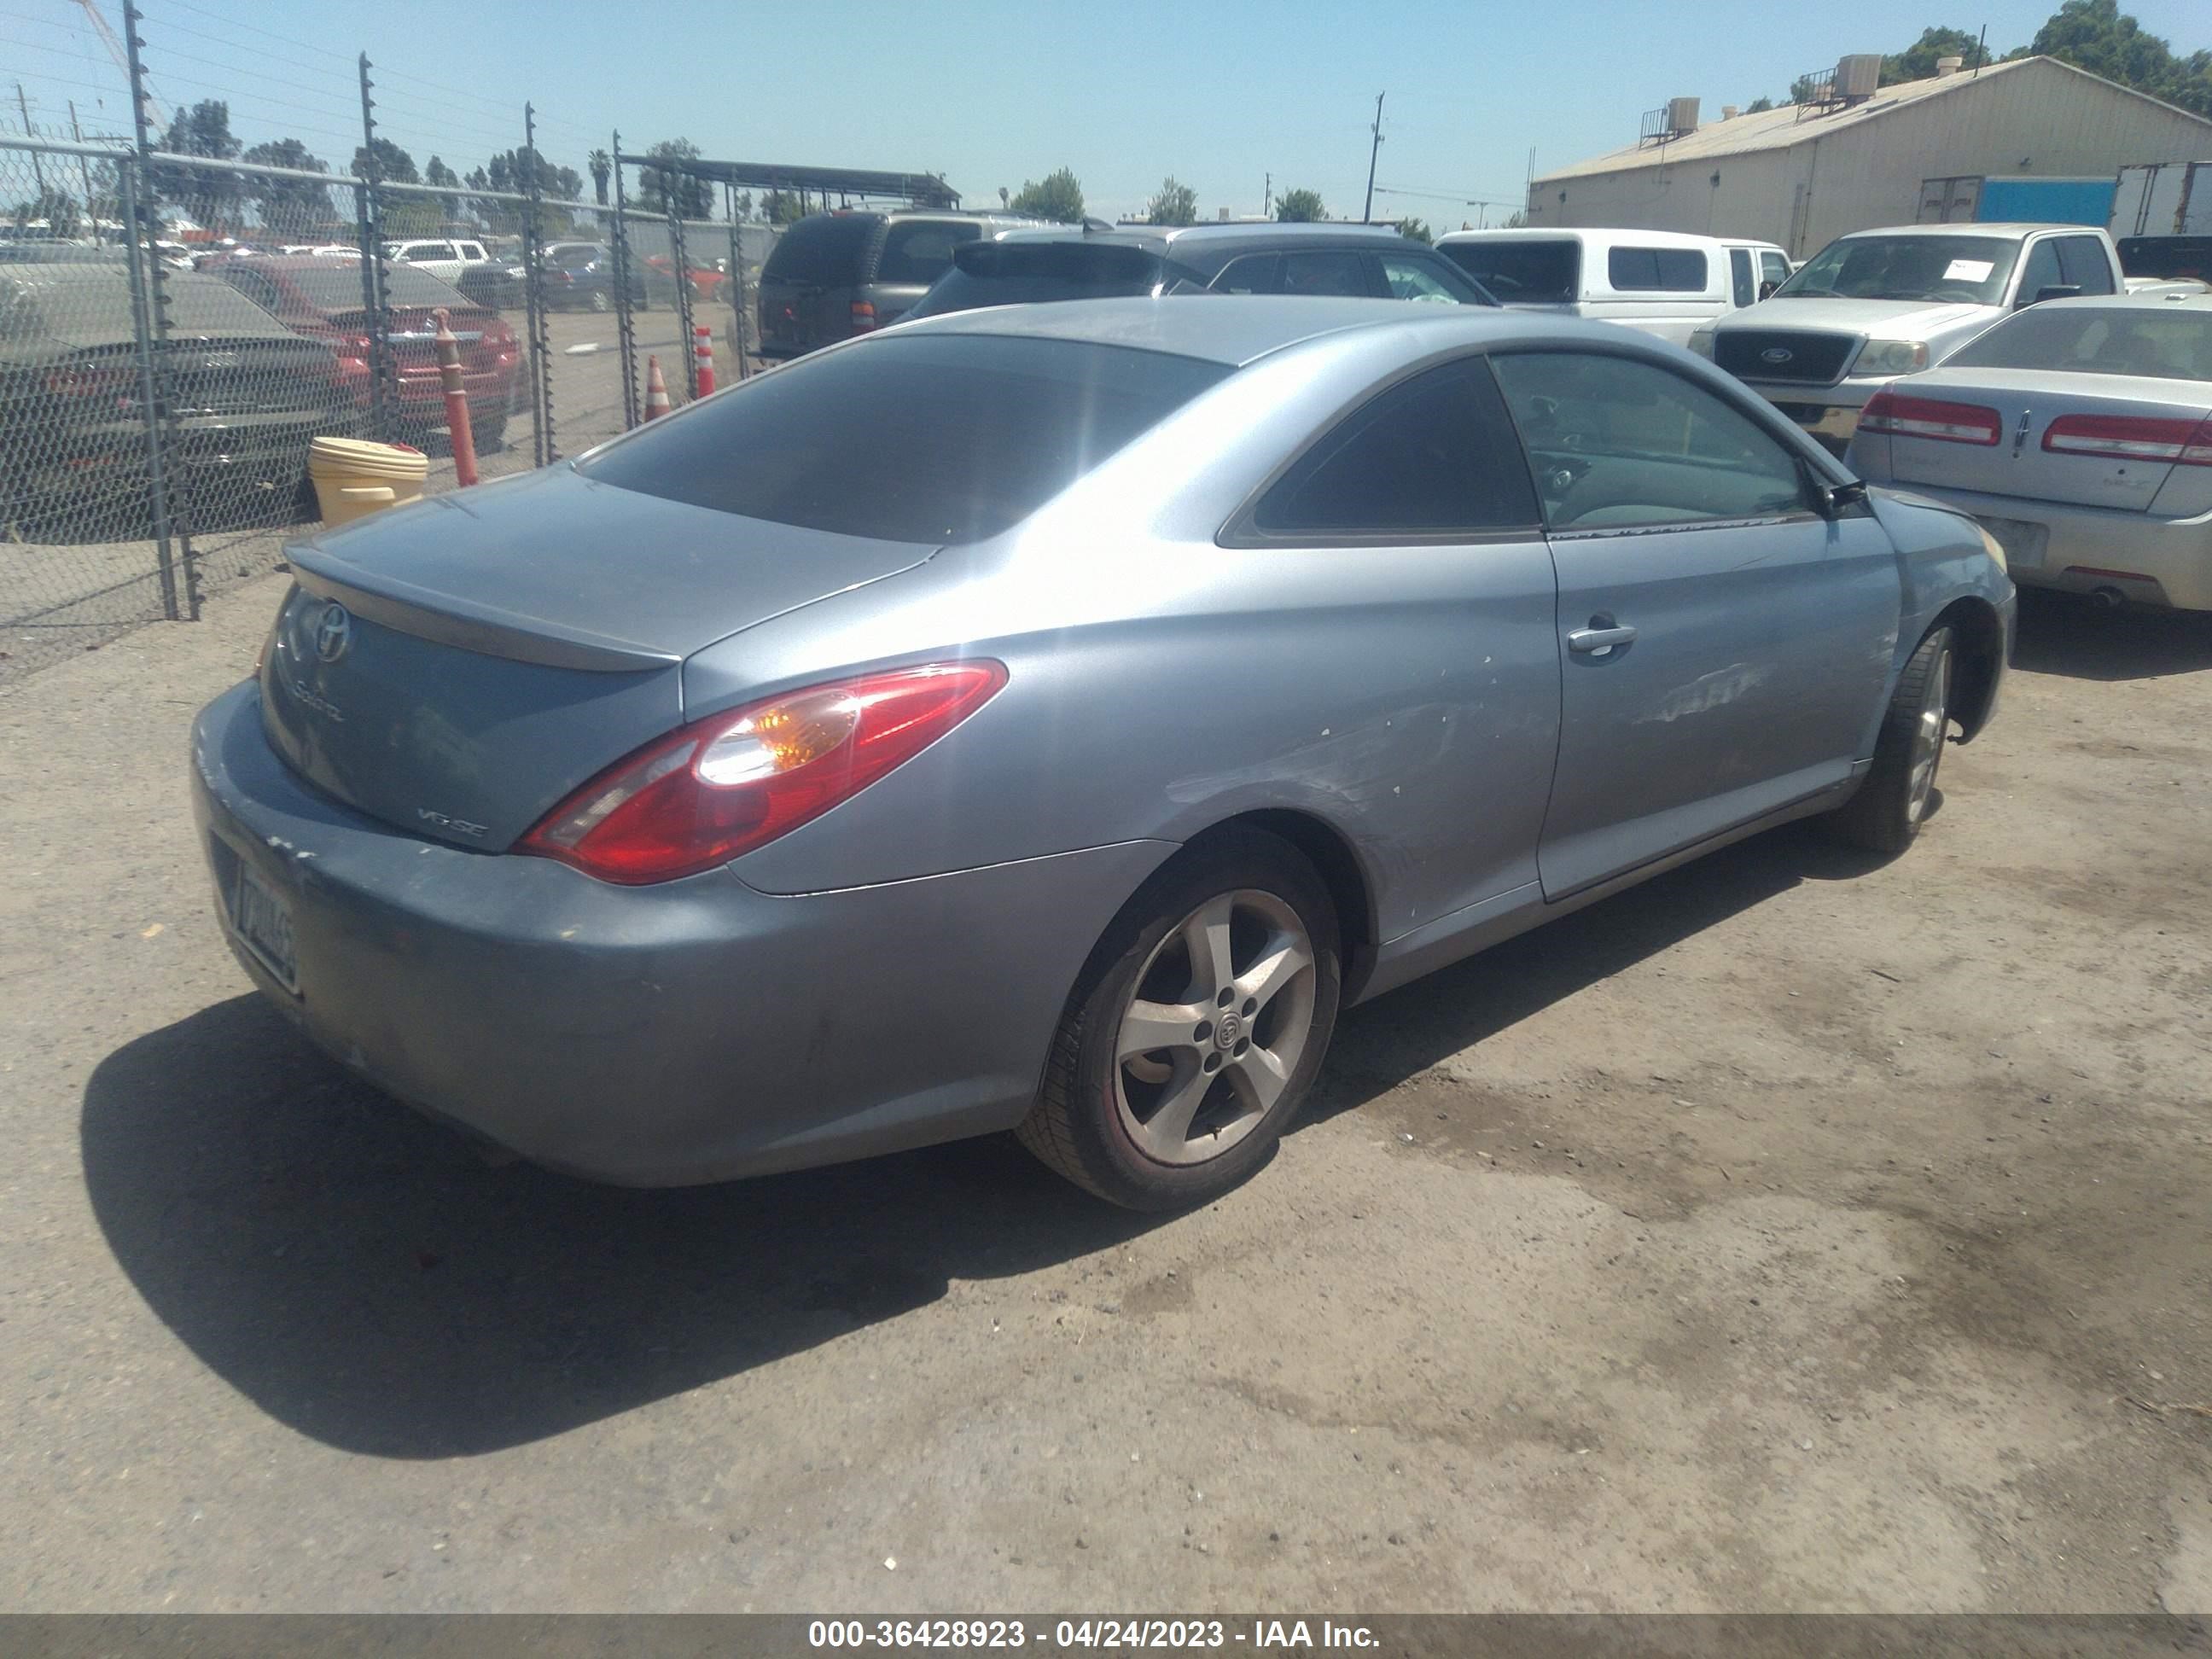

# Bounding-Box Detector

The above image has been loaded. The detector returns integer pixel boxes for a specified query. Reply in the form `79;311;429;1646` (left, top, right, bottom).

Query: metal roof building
1527;55;2212;258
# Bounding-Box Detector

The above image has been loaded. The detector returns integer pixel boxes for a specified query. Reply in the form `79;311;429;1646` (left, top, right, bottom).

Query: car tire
1830;623;1954;854
473;415;507;453
1016;827;1342;1210
589;289;610;313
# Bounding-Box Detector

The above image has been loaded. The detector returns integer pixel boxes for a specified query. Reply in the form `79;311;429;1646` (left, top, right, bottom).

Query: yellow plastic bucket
309;436;429;527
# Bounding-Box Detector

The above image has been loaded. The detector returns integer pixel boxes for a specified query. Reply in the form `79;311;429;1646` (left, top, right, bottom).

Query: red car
207;256;522;449
643;253;728;306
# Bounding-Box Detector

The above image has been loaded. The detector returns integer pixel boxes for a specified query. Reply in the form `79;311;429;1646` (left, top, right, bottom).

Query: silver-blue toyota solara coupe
192;297;2014;1208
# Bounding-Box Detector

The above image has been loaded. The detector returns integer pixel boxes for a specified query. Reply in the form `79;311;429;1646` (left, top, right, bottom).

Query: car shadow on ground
2010;589;2212;682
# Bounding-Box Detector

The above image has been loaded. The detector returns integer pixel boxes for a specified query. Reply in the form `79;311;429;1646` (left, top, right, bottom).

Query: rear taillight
44;365;131;399
2041;412;2212;467
851;300;877;332
1857;391;2001;446
517;661;1008;884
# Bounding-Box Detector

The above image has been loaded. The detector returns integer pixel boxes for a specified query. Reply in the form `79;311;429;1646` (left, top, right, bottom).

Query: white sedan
1846;291;2212;610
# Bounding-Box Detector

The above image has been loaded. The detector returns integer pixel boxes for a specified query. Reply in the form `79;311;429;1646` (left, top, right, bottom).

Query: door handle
1567;619;1639;655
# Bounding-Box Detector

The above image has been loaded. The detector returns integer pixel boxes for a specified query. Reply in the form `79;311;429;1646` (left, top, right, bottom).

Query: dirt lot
0;579;2207;1614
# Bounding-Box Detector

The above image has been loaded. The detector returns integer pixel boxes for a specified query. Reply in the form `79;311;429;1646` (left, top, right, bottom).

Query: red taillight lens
850;300;877;332
44;365;130;399
2041;412;2212;467
1858;391;2002;446
517;661;1008;884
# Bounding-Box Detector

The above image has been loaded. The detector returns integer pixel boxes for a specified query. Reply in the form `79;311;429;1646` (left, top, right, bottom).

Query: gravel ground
0;579;2207;1614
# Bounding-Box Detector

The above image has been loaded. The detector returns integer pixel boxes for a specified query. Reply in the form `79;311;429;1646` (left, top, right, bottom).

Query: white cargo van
1435;228;1783;343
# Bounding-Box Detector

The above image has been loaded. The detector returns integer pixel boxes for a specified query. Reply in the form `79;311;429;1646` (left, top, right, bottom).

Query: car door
1488;349;1899;899
1231;354;1563;933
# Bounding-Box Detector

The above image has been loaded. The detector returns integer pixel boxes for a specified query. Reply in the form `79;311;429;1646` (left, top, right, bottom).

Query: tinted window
1278;251;1373;296
1437;240;1578;305
1608;246;1708;292
2118;236;2212;281
1213;253;1279;294
2057;236;2116;295
1491;352;1808;529
1375;251;1487;305
905;242;1183;320
219;266;286;311
1778;234;2018;304
875;221;978;286
1253;357;1539;535
578;335;1231;544
1948;307;2212;381
2017;239;2064;301
1729;248;1755;307
760;215;879;288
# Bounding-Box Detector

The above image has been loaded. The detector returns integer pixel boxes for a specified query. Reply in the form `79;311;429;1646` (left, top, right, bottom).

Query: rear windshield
2117;236;2212;282
288;264;467;311
1947;306;2212;380
1777;234;2020;305
760;215;880;288
905;242;1184;320
874;220;979;287
1607;246;1708;292
577;333;1232;544
1436;240;1578;306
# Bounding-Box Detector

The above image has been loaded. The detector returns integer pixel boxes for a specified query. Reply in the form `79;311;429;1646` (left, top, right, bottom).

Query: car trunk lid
1871;368;2203;509
259;463;935;851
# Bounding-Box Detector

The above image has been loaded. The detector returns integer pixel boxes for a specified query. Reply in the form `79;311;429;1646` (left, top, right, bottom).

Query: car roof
1437;226;1722;249
1838;223;2095;240
2031;289;2212;312
889;293;1645;367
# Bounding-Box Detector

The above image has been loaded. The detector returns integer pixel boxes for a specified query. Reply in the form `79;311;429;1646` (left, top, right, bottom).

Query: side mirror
1812;476;1869;518
1758;278;1780;300
2023;283;2081;308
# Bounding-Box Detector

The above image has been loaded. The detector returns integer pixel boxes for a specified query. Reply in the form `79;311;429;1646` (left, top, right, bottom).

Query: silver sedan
193;299;2013;1209
1847;291;2212;610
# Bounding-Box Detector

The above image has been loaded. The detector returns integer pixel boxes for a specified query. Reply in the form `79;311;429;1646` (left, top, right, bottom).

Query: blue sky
6;0;2205;221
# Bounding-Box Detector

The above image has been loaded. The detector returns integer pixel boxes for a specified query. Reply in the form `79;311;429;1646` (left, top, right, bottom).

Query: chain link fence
0;128;789;682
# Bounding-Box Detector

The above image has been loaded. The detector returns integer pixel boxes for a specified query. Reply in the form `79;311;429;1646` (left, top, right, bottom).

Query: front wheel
1831;624;1954;853
1017;829;1341;1210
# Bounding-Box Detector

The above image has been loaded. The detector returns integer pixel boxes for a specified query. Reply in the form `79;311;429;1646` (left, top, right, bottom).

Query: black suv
902;222;1499;322
757;210;1040;357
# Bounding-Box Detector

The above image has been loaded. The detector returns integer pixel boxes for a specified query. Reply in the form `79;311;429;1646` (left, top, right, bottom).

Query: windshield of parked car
904;242;1196;320
1947;305;2212;380
577;334;1232;543
1435;239;1578;305
1775;235;2020;305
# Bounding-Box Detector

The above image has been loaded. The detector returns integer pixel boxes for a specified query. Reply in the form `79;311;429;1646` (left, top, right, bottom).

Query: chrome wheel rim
1906;647;1952;824
1113;888;1317;1167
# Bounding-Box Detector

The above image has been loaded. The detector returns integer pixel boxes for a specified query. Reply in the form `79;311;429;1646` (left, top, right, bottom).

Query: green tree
1009;166;1084;221
1146;175;1199;226
154;99;244;232
1745;95;1777;113
637;139;713;218
1391;215;1432;243
352;137;418;185
761;189;806;225
588;149;611;207
1881;25;1987;82
423;155;459;189
2029;0;2210;116
1501;208;1529;228
1274;186;1325;222
1789;72;1826;104
11;186;79;236
238;138;329;234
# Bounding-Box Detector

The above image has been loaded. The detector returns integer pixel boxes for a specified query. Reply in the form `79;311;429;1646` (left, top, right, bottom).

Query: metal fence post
522;102;554;465
114;155;182;622
122;0;196;619
357;55;393;444
609;132;640;431
669;208;698;401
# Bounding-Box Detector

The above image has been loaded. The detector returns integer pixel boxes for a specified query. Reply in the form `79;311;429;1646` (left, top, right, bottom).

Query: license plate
230;862;299;993
1981;516;2047;571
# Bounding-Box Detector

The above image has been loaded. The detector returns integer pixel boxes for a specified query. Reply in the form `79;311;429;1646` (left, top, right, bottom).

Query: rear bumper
189;680;1169;1185
1868;483;2212;611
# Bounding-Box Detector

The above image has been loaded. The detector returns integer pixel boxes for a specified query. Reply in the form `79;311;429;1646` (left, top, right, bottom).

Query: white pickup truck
1691;222;2128;453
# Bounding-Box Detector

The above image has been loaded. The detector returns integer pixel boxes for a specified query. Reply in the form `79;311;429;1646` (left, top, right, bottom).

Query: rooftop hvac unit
1836;55;1882;100
1667;96;1701;134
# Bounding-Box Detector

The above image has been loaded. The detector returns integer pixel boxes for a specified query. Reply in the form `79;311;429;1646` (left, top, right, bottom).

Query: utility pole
1973;23;1988;74
16;85;49;194
1361;93;1384;223
1264;171;1272;218
69;102;99;243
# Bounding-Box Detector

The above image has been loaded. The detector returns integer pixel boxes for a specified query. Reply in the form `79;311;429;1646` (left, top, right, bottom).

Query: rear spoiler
288;538;679;673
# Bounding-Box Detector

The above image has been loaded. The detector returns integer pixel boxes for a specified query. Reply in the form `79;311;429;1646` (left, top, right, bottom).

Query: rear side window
578;334;1231;544
761;215;879;288
1213;253;1280;294
905;242;1178;320
1729;248;1755;307
875;221;980;286
1278;251;1373;296
1436;240;1578;305
1252;357;1540;536
1608;246;1708;291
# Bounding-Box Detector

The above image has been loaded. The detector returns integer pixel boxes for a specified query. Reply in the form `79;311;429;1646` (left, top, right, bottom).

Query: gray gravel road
1;579;2208;1613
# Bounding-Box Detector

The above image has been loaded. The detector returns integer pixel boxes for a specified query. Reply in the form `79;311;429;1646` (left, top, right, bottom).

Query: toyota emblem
312;602;352;662
1760;346;1795;364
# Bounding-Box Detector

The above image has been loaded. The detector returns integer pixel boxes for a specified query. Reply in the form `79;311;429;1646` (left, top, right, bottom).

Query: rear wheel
588;288;611;314
1016;829;1341;1210
1831;624;1953;853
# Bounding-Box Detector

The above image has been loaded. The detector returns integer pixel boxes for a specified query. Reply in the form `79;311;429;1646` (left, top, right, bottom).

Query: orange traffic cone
693;324;716;397
643;354;672;419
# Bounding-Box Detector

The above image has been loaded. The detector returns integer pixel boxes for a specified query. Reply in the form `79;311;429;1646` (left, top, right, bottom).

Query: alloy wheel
1906;645;1952;824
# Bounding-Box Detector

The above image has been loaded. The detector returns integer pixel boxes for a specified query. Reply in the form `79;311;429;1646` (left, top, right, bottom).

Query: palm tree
588;149;611;207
